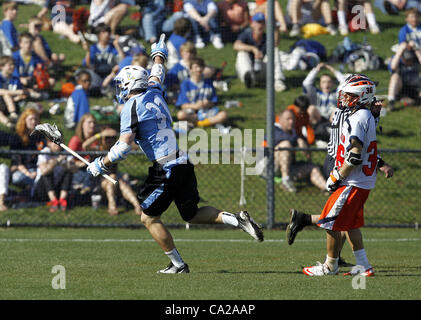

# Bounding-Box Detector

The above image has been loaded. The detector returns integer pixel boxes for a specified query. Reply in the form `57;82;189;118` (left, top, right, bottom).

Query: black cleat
338;256;355;268
157;262;190;274
286;209;306;245
236;211;264;242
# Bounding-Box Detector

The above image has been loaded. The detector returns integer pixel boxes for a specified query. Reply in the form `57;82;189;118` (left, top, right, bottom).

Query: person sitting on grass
83;23;125;95
27;16;65;70
9;108;45;196
272;109;326;193
176;57;228;132
64;70;92;130
33;139;73;213
0;55;26;128
0;1;19;52
12;32;55;97
98;127;142;216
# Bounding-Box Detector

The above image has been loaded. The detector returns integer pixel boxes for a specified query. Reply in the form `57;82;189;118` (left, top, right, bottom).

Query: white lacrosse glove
150;34;168;62
326;167;344;192
87;156;110;177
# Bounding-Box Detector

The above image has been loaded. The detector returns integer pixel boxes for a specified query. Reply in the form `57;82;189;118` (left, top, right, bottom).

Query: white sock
165;248;185;268
366;12;377;28
337;11;347;27
353;249;372;270
221;212;239;227
388;95;395;102
325;255;339;271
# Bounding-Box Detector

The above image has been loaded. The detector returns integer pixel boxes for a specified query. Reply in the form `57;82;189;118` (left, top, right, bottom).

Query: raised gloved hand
150;34;168;63
326;167;344;192
87;156;110;177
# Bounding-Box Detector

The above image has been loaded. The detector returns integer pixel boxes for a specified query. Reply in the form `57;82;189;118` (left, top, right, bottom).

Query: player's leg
187;206;264;242
138;163;189;274
343;228;374;276
172;162;264;241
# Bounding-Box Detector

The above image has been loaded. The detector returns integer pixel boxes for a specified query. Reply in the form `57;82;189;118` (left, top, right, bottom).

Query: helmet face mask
338;74;376;109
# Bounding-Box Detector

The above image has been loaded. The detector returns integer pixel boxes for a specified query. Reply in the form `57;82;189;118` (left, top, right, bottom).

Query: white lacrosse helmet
337;74;376;108
114;65;149;103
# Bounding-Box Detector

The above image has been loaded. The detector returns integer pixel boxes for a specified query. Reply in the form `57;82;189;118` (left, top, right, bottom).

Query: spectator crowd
0;0;420;212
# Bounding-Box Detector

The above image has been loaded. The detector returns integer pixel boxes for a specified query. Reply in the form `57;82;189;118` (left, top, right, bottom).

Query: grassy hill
0;2;420;226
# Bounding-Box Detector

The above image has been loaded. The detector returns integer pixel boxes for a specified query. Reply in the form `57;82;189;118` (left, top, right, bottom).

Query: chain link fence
0;148;420;228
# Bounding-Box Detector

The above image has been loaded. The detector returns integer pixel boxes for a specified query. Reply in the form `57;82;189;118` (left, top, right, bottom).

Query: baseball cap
252;12;265;23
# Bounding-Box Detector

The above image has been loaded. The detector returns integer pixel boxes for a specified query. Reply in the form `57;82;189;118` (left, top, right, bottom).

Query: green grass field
1;227;420;300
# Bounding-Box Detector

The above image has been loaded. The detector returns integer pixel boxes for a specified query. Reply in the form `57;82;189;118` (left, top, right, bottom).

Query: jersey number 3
362;141;377;176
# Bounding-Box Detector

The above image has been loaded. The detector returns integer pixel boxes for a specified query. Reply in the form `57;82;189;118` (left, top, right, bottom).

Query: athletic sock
353;249;372;270
221;212;239;227
325;255;339;271
337;10;347;27
366;12;377;28
298;212;312;227
165;248;185;268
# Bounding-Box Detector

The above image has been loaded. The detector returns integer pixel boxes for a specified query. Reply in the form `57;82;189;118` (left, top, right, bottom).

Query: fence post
266;0;275;229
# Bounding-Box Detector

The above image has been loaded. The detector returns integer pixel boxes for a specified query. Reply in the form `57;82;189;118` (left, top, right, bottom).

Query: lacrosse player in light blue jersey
86;35;264;274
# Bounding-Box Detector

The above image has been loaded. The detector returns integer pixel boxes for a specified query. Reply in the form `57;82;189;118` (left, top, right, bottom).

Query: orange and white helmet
337;74;376;109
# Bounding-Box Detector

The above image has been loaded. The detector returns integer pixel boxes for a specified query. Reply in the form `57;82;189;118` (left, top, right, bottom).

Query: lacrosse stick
31;123;117;185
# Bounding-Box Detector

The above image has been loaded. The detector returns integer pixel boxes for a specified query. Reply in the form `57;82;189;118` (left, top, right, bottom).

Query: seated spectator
183;0;224;49
97;127;142;216
68;113;117;196
217;0;250;43
167;17;192;69
33;139;73;212
28;16;65;69
161;0;186;35
140;0;167;44
88;0;135;36
252;0;287;45
287;0;337;37
374;0;421;15
9;108;44;195
0;162;10;211
176;57;228;130
302;62;345;143
398;8;421;49
12;32;55;94
64;70;92;130
335;0;380;36
117;45;147;70
37;0;81;44
0;56;26;128
102;54;149;114
273;109;326;193
233;13;286;92
287;95;315;146
387;41;421;110
84;23;125;84
166;41;196;95
1;1;19;52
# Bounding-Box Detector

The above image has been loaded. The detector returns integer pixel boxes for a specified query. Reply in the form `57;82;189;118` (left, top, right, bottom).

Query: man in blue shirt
1;2;19;52
64;70;91;129
233;13;286;91
86;35;263;274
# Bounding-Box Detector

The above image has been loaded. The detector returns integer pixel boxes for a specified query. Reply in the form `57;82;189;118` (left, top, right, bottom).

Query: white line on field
0;238;420;243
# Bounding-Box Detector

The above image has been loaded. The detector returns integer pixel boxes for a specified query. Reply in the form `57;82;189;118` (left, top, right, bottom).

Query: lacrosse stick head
31;123;63;145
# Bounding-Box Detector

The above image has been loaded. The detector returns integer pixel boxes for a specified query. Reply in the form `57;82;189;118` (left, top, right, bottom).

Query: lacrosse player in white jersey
287;75;383;276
